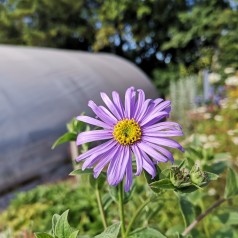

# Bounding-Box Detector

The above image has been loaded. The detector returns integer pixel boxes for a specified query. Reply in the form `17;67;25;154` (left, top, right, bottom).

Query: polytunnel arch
0;45;158;204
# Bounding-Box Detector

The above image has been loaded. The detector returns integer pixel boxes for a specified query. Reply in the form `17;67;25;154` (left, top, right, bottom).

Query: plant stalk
95;187;108;229
125;198;151;237
118;183;126;238
182;197;226;236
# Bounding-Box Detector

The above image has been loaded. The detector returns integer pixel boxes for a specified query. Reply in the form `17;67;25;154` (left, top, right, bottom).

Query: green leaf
177;194;195;227
94;222;121;238
150;179;175;192
34;233;54;238
69;168;93;176
69;230;79;238
55;210;76;238
89;172;106;190
205;171;219;181
129;227;166;238
215;212;238;225
51;132;77;149
52;214;60;236
224;168;238;198
108;186;118;203
176;185;199;193
178;160;186;169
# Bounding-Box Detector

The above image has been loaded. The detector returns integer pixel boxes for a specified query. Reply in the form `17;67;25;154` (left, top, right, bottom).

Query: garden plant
31;87;238;238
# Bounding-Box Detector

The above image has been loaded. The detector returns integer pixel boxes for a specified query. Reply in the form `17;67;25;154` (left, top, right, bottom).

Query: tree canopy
0;0;237;90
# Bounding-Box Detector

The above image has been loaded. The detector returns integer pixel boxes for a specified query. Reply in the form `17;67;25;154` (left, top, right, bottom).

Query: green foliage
224;168;238;199
35;210;79;238
52;117;87;149
0;181;102;236
94;223;120;238
129;227;166;238
2;0;237;92
177;195;195;228
148;160;219;194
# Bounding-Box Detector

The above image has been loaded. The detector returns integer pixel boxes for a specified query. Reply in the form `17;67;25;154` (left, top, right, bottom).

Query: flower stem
118;182;126;238
125;198;151;237
182;197;226;236
95;187;108;229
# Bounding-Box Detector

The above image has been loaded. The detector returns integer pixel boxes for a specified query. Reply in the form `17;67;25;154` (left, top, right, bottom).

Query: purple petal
154;100;171;112
140;149;156;178
125;87;135;119
107;146;130;186
93;144;120;178
143;130;184;137
131;144;143;176
145;141;175;163
82;140;118;169
137;141;168;162
144;122;182;132
124;154;133;192
140;111;169;127
76;130;113;145
112;91;125;118
100;92;122;120
153;98;164;105
136;99;152;122
76;139;115;162
76;116;112;129
133;89;145;120
88;100;117;126
143;136;184;152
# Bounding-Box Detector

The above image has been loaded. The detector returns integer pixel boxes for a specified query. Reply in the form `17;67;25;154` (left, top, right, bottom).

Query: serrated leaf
52;214;60;236
55;210;76;238
69;168;93;176
129;227;166;238
224;168;238;198
150;179;175;192
34;233;54;238
51;132;77;149
94;222;121;238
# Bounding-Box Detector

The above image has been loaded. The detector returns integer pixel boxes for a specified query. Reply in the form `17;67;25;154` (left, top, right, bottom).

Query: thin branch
182;197;226;237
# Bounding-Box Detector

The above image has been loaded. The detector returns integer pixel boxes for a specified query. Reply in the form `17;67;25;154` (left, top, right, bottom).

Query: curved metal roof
0;45;158;196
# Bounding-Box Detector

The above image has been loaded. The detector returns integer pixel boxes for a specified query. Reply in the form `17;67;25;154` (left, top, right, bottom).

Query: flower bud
190;164;208;186
170;167;190;187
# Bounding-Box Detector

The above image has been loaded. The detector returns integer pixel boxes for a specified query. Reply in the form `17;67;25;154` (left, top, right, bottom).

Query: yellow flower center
113;119;142;145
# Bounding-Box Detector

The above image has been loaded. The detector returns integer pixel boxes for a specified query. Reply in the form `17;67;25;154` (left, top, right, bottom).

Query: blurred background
0;0;238;237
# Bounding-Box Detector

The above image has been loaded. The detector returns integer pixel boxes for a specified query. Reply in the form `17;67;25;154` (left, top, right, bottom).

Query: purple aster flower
76;87;184;191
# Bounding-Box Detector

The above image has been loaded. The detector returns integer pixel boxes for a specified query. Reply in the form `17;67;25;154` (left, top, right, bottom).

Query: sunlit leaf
51;132;77;149
94;222;121;238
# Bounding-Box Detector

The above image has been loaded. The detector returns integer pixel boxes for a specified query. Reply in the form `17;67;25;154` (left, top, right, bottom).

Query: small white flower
196;107;207;113
203;113;211;119
208;135;216;141
214;115;223;122
208;73;221;84
208;188;216;196
199;134;208;143
227;130;235;136
232;137;238;145
225;76;238;86
224;67;235;74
